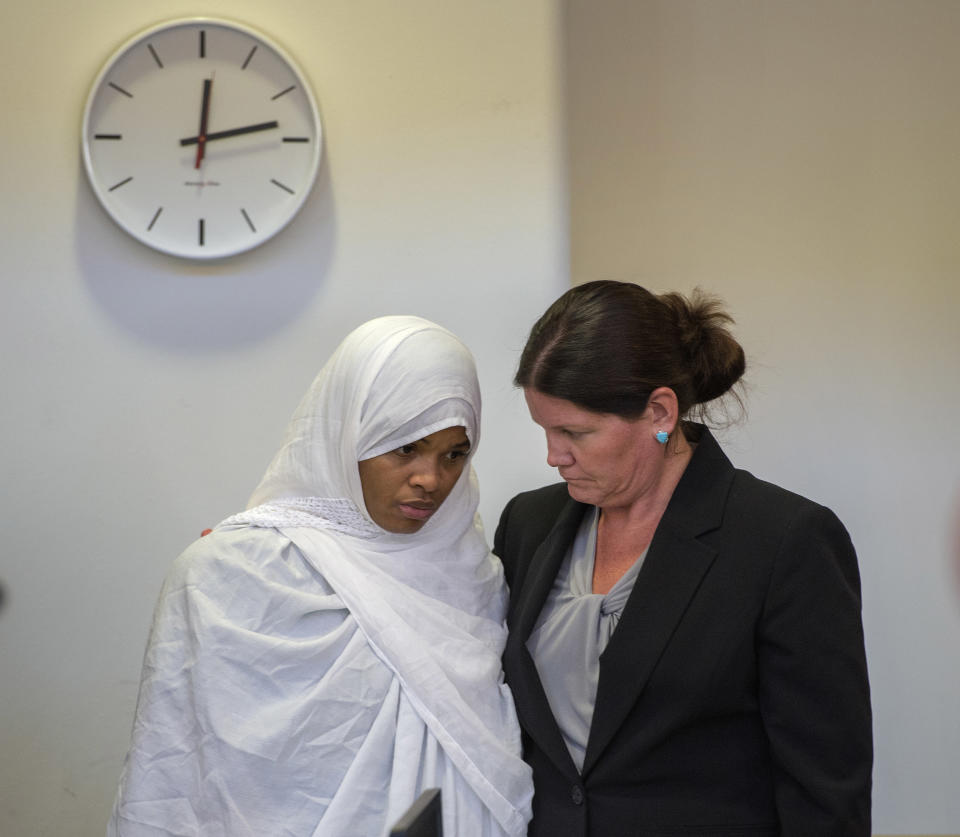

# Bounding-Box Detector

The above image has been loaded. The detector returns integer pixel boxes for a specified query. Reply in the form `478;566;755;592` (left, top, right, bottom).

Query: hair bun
659;288;746;405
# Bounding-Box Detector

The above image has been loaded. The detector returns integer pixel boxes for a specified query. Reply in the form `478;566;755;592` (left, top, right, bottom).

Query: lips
398;502;437;521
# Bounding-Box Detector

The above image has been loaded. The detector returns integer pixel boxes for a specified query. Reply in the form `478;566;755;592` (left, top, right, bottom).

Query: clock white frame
81;17;323;260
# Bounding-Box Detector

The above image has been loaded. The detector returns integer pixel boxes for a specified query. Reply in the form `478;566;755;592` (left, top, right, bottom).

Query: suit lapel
582;527;717;774
511;498;585;640
503;496;587;779
582;426;735;776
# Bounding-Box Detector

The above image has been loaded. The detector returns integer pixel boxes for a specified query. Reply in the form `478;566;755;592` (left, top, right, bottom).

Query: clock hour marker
199;219;205;246
108;176;133;191
241;208;256;232
94;134;122;140
271;85;296;100
282;137;310;143
147;43;163;68
109;82;133;98
271;178;295;194
147;207;163;231
199;30;206;59
242;45;257;70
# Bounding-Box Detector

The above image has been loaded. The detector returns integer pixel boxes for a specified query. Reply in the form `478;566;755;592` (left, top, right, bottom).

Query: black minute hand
180;120;279;146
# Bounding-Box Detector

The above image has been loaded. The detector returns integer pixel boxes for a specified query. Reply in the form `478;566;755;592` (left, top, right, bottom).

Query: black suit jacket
494;426;872;837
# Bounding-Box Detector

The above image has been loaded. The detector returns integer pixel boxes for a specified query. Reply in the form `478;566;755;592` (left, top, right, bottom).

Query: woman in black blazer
494;281;872;836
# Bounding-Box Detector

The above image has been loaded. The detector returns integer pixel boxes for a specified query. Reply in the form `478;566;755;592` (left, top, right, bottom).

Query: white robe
108;316;533;837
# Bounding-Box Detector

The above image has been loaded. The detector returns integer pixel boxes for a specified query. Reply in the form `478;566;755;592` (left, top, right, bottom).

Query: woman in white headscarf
108;316;534;837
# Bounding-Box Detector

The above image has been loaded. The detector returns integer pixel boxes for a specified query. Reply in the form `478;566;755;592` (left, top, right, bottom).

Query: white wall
564;1;960;833
0;2;564;835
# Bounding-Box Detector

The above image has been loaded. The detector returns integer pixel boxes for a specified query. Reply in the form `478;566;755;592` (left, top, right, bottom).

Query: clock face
81;18;322;259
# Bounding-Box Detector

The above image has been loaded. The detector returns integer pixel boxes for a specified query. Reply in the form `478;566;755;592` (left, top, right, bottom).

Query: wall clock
81;18;323;260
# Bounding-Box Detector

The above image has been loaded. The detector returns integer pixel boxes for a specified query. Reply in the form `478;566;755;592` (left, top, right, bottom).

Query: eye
394;443;418;457
446;448;469;462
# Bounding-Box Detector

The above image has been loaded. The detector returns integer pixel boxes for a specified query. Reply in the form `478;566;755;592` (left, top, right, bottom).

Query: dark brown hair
515;280;745;423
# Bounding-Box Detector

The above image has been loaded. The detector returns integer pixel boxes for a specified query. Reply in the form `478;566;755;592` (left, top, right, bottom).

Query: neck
591;439;694;594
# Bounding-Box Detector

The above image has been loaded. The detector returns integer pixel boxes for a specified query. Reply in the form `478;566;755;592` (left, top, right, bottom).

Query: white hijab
108;317;533;837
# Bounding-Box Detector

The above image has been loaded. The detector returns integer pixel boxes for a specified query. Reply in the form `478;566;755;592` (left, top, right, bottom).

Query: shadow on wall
73;158;336;353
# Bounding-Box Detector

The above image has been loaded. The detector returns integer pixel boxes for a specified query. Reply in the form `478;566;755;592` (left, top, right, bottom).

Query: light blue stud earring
655;430;669;444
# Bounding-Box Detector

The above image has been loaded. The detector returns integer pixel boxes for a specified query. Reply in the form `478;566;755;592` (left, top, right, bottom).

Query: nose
410;459;441;493
545;434;574;468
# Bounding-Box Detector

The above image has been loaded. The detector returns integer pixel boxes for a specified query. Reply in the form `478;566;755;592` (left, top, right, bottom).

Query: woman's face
358;425;471;533
524;388;661;510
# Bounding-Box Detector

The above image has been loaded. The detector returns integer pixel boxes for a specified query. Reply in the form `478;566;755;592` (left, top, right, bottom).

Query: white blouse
526;507;649;772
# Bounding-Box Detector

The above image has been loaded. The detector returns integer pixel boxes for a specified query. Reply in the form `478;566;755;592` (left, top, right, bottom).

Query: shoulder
494;483;578;588
501;482;571;520
726;468;851;541
719;468;859;593
496;483;571;546
726;469;822;525
689;425;851;535
165;526;338;614
154;526;346;646
674;427;850;549
169;525;289;584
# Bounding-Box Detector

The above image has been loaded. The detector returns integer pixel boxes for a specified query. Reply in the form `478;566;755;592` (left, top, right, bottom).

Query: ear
644;386;681;432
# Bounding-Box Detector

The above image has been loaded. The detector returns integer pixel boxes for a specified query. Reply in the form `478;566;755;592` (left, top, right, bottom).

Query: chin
383;517;426;534
565;483;598;505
